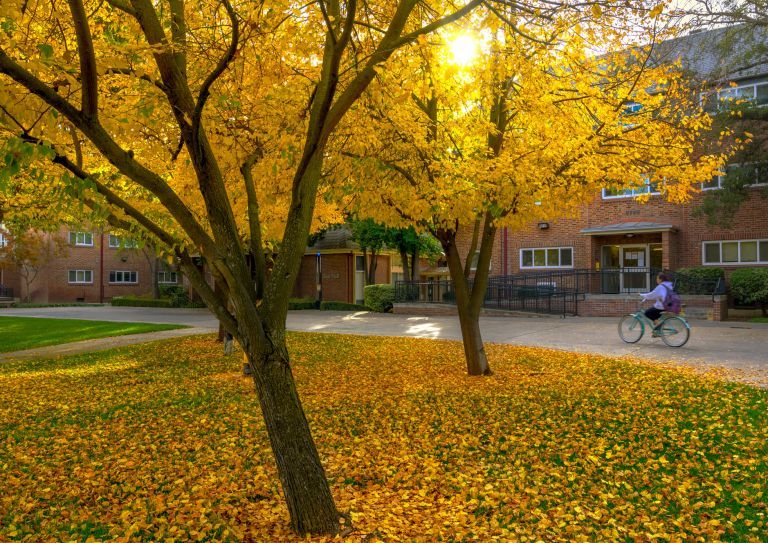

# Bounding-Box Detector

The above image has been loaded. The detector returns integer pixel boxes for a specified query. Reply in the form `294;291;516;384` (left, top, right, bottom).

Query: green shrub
730;268;768;316
111;297;173;308
442;290;455;303
364;284;395;312
319;301;369;311
674;266;726;295
289;298;316;310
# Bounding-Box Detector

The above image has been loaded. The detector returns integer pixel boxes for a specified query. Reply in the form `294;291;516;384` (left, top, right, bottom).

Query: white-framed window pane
533;249;546;267
757;84;768;105
561;248;573;267
521;250;533;267
355;255;365;271
722;242;739;263
546;248;559;267
704;243;720;264
108;234;120;248
741;241;758;262
702;175;721;190
760;241;768;262
69;270;76;282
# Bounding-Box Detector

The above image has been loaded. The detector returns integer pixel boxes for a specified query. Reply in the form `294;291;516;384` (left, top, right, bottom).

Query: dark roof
308;227;358;250
580;222;675;235
652;25;768;83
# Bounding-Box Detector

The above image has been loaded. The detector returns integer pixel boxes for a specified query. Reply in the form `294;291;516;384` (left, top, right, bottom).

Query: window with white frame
68;269;93;283
702;240;768;265
0;232;7;248
602;178;661;199
69;231;93;246
108;234;139;249
702;163;768;190
158;271;179;284
521;247;573;269
701;80;768;111
109;270;138;284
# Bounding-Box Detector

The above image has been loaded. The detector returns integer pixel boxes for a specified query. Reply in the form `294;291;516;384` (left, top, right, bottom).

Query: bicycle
618;302;691;347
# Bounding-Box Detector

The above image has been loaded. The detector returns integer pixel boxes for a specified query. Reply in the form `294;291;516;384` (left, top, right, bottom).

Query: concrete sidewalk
1;307;767;374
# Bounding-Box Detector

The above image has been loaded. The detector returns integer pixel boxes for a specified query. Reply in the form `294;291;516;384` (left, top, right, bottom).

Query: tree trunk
411;247;419;281
440;228;492;376
247;338;340;535
400;248;411;282
367;250;378;285
456;305;491;376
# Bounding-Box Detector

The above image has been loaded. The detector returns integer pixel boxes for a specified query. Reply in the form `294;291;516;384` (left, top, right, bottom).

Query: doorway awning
580;222;676;236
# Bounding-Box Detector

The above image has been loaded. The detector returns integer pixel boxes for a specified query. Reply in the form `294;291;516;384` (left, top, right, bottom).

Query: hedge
730;268;768;316
674;267;726;295
364;284;395;312
319;301;369;311
111;297;173;308
289;298;316;310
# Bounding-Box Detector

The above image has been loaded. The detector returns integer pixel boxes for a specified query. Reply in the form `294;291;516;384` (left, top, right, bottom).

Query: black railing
0;284;13;298
395;267;725;316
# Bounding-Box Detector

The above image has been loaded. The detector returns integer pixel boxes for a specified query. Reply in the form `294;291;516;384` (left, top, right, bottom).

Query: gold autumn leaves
1;333;765;542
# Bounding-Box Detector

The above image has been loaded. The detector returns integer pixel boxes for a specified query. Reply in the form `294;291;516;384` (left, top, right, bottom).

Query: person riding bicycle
640;272;675;332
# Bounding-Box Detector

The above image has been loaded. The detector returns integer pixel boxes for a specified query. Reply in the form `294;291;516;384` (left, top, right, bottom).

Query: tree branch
67;0;99;118
191;0;239;146
241;151;267;299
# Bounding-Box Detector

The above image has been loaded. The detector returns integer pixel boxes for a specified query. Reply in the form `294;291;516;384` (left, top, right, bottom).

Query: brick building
0;227;179;303
293;228;394;305
449;26;768;319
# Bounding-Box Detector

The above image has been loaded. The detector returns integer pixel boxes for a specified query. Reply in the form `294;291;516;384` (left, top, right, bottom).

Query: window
702;163;768;190
158;271;178;284
109;270;138;284
701;80;768;112
702;240;768;265
69;231;93;246
68;269;93;284
0;232;7;248
355;255;366;272
520;247;574;269
602;178;661;199
108;235;138;249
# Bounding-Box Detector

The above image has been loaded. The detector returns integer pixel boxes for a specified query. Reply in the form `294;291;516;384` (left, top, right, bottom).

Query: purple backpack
662;284;682;314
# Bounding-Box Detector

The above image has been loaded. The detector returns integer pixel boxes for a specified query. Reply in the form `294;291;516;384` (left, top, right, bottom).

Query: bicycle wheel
618;314;644;343
660;316;690;347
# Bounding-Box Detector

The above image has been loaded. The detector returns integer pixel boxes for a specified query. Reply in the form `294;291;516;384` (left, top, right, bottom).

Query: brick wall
577;294;727;321
453;187;768;278
294;252;392;303
10;228;160;303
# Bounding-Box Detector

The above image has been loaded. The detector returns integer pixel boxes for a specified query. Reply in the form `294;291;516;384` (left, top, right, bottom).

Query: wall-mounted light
625;233;635;238
120;256;128;262
537;222;550;230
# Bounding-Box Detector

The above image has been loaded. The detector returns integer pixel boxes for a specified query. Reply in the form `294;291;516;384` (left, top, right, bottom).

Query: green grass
0;316;185;352
0;333;765;542
749;316;768;323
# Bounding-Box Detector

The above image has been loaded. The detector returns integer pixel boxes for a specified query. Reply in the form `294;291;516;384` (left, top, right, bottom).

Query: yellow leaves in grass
0;333;766;542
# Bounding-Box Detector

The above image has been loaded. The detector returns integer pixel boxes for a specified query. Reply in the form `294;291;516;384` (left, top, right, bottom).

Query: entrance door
354;255;365;304
620;246;648;292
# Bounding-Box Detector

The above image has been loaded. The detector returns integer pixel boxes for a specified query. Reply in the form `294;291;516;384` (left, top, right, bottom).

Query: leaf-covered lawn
1;334;766;542
0;316;185;352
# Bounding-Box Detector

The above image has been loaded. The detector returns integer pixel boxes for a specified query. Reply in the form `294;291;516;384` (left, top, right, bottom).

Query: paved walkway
1;307;767;380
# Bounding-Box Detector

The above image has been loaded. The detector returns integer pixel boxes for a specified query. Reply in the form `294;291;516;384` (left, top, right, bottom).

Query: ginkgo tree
336;6;731;376
0;0;507;535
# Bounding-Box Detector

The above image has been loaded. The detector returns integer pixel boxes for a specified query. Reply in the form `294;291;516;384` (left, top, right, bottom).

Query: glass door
621;246;649;292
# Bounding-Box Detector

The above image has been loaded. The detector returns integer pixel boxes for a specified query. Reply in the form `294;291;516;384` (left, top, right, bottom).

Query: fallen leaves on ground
0;333;766;542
